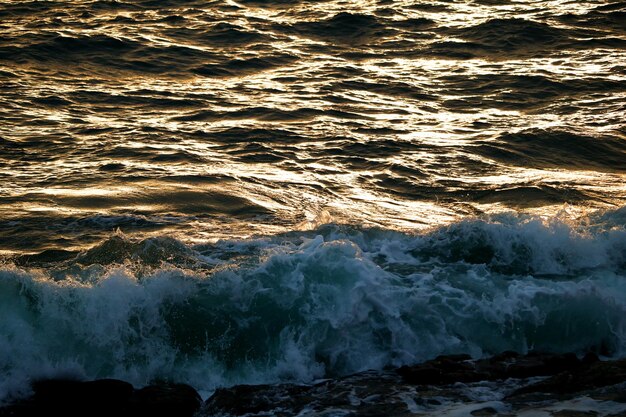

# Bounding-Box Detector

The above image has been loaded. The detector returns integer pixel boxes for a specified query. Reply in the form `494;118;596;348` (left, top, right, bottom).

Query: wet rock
471;407;498;416
6;353;625;417
202;371;420;417
397;351;582;386
200;352;626;417
550;411;601;417
397;353;485;385
203;383;310;416
0;379;201;417
129;383;202;417
486;351;581;379
510;357;626;397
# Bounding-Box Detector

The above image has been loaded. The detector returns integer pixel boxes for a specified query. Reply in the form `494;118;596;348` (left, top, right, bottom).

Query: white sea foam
1;211;626;403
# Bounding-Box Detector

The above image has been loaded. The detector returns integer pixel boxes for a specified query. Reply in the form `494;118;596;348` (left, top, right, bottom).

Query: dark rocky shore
3;352;626;416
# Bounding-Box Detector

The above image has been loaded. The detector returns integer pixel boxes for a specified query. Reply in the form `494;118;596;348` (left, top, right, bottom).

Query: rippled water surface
3;0;626;406
1;0;625;253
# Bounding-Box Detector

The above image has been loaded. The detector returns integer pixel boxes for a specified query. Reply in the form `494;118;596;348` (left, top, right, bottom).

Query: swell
192;54;298;77
475;129;626;173
290;12;397;43
0;34;211;75
171;107;371;122
437;74;626;111
429;17;626;58
164;23;271;46
3;9;625;78
359;175;591;208
557;4;626;34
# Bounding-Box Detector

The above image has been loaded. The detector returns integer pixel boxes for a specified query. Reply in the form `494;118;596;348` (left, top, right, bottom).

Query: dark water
1;0;626;407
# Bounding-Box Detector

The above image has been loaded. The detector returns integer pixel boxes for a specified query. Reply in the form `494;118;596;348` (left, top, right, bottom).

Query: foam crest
1;209;626;402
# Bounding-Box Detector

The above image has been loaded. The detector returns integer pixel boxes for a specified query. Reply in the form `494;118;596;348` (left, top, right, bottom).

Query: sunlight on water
0;0;625;252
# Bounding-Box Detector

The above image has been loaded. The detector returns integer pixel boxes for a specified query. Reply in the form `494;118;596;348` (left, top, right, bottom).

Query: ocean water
1;0;626;405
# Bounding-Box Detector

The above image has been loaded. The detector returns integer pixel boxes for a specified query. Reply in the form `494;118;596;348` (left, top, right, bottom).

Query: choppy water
1;0;626;406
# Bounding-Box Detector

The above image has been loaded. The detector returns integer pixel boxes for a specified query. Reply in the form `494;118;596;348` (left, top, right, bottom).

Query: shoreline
3;351;626;416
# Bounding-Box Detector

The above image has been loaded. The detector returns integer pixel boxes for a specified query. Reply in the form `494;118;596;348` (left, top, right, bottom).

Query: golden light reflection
0;0;624;253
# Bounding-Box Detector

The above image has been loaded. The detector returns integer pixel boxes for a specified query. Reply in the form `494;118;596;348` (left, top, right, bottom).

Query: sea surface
1;0;626;409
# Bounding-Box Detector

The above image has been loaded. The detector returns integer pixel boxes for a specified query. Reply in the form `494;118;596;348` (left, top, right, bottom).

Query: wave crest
2;209;626;401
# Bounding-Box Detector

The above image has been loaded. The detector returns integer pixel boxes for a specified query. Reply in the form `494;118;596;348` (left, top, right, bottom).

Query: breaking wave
2;208;626;402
